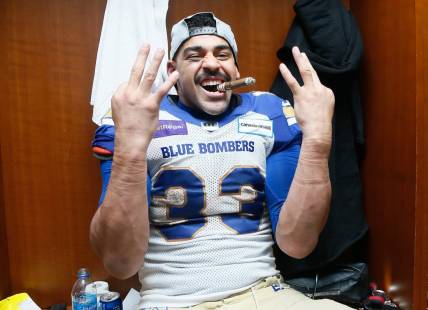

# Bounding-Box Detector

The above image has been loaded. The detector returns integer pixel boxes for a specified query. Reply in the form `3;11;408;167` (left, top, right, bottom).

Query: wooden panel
415;0;428;308
0;146;11;299
167;0;295;92
0;0;107;307
0;0;12;301
351;1;417;309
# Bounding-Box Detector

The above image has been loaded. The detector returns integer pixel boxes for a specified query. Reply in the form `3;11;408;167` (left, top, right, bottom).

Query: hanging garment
90;0;170;125
270;0;368;276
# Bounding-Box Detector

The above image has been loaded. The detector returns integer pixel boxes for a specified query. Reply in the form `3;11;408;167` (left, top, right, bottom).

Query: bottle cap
77;268;91;278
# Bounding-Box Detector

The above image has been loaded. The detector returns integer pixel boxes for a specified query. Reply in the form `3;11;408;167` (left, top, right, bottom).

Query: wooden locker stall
0;147;11;299
1;0;428;309
351;0;428;308
0;0;108;306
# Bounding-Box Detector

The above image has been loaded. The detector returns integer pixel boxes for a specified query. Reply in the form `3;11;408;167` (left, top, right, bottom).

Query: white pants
147;276;353;310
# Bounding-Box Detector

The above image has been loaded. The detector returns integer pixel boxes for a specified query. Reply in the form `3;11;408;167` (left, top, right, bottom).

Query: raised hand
111;44;179;145
279;46;334;146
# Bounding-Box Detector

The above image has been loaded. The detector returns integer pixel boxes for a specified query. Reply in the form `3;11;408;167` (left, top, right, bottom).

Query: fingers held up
279;63;300;94
140;48;166;94
278;46;335;140
280;46;321;93
111;43;179;129
129;44;151;89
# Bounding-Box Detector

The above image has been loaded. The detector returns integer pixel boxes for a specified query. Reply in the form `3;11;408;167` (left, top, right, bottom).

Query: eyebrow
182;44;232;55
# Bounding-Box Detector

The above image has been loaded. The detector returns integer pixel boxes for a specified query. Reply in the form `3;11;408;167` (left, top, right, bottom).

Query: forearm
89;45;179;279
90;133;150;279
275;138;331;258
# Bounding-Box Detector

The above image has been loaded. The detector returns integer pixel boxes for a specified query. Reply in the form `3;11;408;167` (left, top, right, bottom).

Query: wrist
114;129;152;160
300;136;331;160
300;122;331;154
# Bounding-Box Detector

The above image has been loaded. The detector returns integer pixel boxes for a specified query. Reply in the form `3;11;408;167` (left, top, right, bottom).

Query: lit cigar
217;77;256;92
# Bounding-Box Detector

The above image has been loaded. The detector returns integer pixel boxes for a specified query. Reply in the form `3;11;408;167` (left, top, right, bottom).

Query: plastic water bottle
71;268;97;310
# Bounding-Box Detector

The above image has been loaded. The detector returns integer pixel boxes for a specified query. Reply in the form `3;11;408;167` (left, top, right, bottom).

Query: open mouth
200;79;223;93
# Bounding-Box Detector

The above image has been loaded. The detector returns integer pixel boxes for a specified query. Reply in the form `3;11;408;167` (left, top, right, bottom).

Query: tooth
201;80;222;86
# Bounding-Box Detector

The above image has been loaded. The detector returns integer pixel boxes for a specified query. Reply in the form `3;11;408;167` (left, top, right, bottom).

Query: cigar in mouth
217;77;256;92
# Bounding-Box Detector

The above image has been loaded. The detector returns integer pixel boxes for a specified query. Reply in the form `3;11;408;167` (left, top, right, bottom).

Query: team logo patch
282;100;297;126
154;120;188;138
238;118;273;137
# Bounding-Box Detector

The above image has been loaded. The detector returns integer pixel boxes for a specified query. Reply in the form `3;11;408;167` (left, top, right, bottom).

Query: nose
201;53;220;71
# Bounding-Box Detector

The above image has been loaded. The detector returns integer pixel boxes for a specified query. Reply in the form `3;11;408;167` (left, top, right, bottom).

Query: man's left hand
279;46;334;152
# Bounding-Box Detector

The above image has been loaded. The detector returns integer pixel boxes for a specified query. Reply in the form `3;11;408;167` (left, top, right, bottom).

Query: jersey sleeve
256;93;302;236
250;92;302;151
270;99;302;153
92;124;115;158
266;144;300;235
91;125;151;206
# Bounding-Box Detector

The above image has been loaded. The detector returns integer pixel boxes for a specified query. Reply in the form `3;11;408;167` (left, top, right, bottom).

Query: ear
167;60;177;75
235;67;240;79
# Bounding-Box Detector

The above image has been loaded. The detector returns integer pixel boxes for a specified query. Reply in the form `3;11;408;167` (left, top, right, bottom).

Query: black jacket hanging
270;0;368;276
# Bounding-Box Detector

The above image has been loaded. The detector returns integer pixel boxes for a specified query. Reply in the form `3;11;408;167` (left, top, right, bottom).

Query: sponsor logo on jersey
282;100;297;126
238;118;273;137
154;120;188;138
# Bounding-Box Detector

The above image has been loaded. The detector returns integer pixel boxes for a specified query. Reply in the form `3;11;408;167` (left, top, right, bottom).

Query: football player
90;12;350;310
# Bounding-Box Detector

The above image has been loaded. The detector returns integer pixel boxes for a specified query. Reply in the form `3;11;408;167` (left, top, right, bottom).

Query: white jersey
93;92;301;308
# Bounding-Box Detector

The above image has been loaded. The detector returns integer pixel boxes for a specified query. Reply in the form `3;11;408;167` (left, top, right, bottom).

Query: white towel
90;0;171;125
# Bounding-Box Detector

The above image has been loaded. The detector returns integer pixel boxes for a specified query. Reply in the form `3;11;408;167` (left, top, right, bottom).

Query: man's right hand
89;45;178;279
111;44;179;149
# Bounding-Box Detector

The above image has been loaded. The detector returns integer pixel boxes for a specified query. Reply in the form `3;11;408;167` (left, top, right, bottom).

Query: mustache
195;71;231;84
